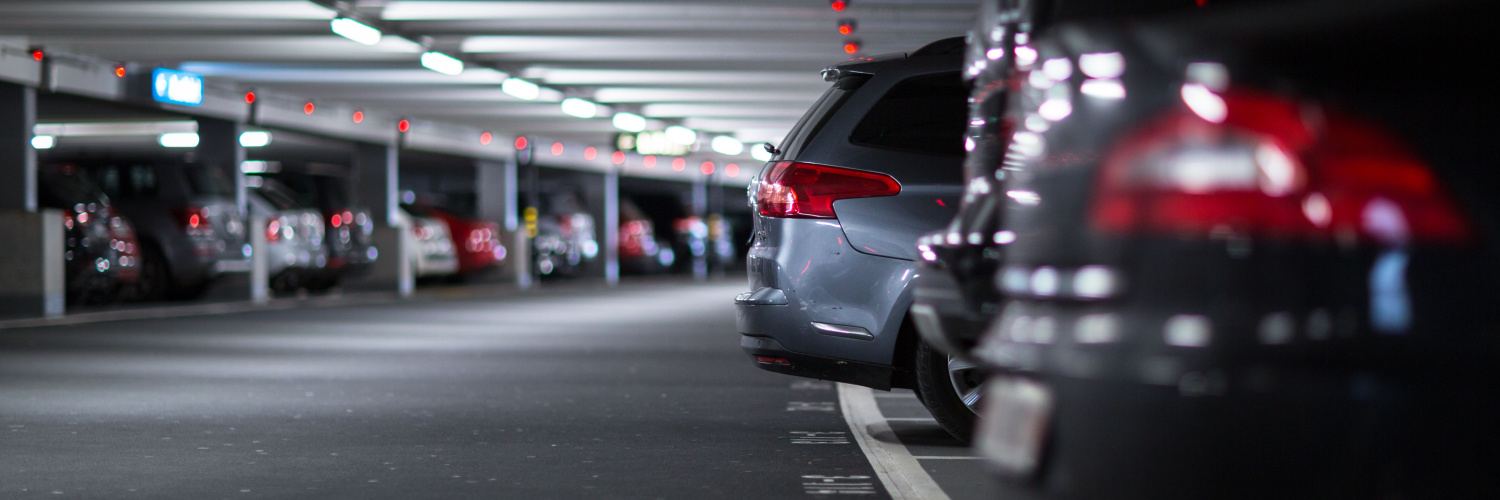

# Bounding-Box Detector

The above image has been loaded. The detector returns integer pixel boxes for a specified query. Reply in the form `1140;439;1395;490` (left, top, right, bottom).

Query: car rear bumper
740;335;898;390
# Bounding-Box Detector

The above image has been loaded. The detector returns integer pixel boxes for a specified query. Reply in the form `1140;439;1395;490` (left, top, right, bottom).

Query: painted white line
884;417;937;422
0;293;397;330
912;456;982;460
838;383;951;500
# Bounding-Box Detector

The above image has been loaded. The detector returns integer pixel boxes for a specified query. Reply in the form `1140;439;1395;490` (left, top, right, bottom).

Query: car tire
915;340;978;443
135;243;171;302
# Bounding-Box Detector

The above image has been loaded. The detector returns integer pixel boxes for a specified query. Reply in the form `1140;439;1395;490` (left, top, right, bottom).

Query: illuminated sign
615;131;689;156
151;68;203;107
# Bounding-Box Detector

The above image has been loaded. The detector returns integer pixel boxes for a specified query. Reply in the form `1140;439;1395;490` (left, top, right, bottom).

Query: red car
403;204;506;277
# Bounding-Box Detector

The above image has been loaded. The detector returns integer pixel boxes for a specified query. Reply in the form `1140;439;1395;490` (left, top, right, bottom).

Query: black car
83;160;245;300
37;164;122;304
736;38;976;439
261;171;375;291
961;0;1500;498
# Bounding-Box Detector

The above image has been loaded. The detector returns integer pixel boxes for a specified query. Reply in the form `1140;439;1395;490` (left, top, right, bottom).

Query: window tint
184;165;233;197
128;165;158;198
850;72;968;156
777;74;870;160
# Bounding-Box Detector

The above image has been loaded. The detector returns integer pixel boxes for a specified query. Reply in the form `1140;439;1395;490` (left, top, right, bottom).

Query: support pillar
691;179;708;281
478;158;527;288
350;142;412;296
0;81;63;317
603;170;619;286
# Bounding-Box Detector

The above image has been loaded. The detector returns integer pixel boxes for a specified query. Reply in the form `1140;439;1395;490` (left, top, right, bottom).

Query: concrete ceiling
0;0;977;157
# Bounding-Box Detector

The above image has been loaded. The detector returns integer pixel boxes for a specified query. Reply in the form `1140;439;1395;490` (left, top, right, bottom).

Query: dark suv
736;38;975;438
83;160;245;300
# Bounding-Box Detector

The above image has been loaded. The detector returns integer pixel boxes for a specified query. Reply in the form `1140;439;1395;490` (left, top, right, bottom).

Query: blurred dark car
735;38;972;438
82;161;245;300
618;198;673;274
402;203;505;279
37;164;130;304
525;192;598;278
625;194;699;274
263;171;375;290
962;0;1500;498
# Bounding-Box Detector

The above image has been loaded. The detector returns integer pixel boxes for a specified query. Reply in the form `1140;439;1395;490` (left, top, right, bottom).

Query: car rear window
849;72;968;157
777;74;871;161
184;165;234;197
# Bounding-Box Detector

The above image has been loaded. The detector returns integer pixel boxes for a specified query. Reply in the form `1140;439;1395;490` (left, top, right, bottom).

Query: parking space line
911;456;982;460
838;383;951;500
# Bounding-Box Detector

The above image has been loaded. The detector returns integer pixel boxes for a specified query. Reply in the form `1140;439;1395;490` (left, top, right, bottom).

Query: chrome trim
811;321;874;341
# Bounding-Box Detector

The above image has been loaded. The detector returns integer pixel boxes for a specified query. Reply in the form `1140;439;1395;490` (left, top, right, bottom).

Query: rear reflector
1091;88;1471;245
755;162;900;219
755;356;792;366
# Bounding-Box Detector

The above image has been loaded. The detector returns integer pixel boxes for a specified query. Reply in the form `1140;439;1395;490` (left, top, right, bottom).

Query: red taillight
266;219;281;242
755;162;900;219
330;213;342;227
175;207;210;230
755;356;792;366
1091;88;1471;245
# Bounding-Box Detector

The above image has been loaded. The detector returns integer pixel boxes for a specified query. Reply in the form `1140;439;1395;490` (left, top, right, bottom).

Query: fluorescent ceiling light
159;132;199;148
501;78;540;100
239;131;272;148
31;135;55;149
612;112;646;132
665;126;697;145
750;143;773;162
34;120;196;137
710;135;744;156
331;17;382;46
560;98;597;119
240;161;281;173
420;51;464;76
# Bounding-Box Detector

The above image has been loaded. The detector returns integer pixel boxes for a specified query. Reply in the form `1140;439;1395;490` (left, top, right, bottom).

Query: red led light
838;20;856;35
612;151;625;164
352;111;364;124
515;137;528;149
30;50;42;61
726;164;740;177
304;102;315;114
551;142;563;155
114;66;126;78
644;155;657;168
397;119;410;132
844;42;860;54
700;161;715;175
480;132;492;145
672;158;686;171
830;0;847;12
584;147;597;160
244;92;256;104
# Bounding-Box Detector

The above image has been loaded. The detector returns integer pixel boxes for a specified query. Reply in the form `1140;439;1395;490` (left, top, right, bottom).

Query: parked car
525;192;598;278
735;38;972;437
962;0;1500;498
37;164;124;304
619;198;673;274
262;171;375;291
398;205;458;279
403;203;505;279
246;177;327;293
81;160;246;300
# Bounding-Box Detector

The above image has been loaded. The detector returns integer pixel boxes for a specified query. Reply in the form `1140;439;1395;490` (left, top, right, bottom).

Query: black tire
134;243;171;302
915;340;978;443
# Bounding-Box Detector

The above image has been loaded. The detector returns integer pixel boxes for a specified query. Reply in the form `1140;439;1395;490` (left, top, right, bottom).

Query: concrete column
691;179;708;281
603;170;619;286
478;158;527;288
351;142;411;296
0;81;62;317
248;214;268;303
196;118;246;214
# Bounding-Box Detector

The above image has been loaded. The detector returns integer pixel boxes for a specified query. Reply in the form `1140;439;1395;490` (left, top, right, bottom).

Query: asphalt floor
0;278;987;499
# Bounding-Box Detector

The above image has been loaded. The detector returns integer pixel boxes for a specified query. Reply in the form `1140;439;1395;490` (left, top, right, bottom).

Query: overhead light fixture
331;17;382;46
560;98;597;118
420;51;464;76
612;112;646;132
711;135;744;156
238;131;272;148
31;135;55;150
838;20;857;35
751;143;773;162
501;78;540;100
240;161;282;174
665;126;697;145
158;132;199;148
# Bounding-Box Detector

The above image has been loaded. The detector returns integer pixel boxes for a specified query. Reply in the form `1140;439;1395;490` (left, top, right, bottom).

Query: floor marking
787;401;836;412
792;381;835;390
838;383;951;500
788;431;849;444
883;417;937;422
911;456;982;460
802;475;877;495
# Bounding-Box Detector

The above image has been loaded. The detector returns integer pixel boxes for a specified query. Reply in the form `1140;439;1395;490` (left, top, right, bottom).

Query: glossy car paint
966;1;1500;497
738;45;964;390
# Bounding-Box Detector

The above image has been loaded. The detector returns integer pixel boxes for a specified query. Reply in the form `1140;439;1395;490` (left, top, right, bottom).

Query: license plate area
975;375;1053;478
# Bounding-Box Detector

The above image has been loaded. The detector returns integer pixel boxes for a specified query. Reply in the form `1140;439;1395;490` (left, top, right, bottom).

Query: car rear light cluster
466;223;500;253
755;162;900;219
175;207;215;238
1091;88;1471;245
620;220;652;257
266;216;297;242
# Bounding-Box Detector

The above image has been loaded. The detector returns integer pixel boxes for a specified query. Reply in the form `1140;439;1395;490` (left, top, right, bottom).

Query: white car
398;206;458;278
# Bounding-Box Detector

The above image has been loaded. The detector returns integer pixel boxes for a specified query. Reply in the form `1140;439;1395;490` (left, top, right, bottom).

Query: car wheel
915;340;979;442
135;244;170;301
